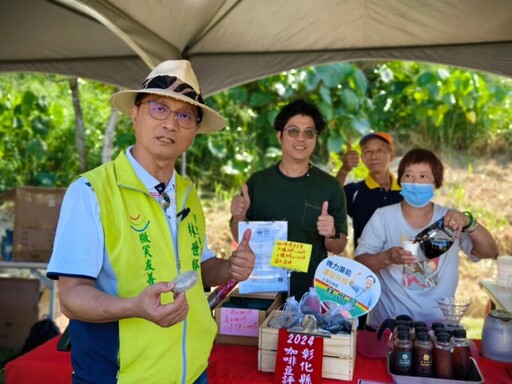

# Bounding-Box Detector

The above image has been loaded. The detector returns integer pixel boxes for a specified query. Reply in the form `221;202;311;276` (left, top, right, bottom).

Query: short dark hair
273;99;326;134
366;275;376;283
397;148;444;188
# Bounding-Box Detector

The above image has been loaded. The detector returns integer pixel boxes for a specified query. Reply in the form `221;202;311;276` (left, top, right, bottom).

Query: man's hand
342;142;360;172
230;184;250;220
135;282;189;328
228;228;255;281
317;201;336;238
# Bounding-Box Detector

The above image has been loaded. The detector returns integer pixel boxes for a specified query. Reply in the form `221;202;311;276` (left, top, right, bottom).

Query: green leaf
207;137;228;159
417;71;436;86
249;92;271;107
415;106;429;120
327;135;344;154
31;116;50;136
26;137;47;158
316;63;345;88
465;110;477;124
35;171;57;186
351;118;371;135
319;85;332;104
351;68;368;96
340;89;359;111
460;95;475;109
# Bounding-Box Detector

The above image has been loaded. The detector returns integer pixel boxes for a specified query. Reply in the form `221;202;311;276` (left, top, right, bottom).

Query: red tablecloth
6;336;512;383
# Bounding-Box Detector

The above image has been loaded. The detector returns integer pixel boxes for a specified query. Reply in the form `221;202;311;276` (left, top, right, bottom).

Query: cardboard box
0;277;40;352
1;187;66;262
214;289;283;346
258;310;357;381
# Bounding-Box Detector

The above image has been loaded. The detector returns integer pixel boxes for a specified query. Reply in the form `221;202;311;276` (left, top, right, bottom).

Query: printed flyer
314;256;381;318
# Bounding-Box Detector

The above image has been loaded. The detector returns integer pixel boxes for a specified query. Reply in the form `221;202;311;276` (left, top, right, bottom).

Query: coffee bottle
414;331;433;377
433;332;453;379
452;328;470;380
393;331;413;375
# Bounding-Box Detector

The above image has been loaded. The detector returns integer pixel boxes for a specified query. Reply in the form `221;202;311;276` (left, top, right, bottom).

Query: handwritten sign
270;240;312;272
314;256;381;318
219;307;260;337
273;328;323;384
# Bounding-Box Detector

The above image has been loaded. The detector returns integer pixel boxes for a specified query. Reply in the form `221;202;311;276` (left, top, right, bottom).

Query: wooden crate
214;290;283;346
258;310;357;381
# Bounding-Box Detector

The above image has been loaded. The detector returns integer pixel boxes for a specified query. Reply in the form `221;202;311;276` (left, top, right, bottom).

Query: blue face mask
400;183;435;208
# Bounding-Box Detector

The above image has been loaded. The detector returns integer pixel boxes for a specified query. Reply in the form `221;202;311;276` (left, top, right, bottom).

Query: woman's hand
443;209;468;238
389;246;419;265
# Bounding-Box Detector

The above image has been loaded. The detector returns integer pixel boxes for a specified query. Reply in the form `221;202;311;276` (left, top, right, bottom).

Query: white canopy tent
1;0;512;96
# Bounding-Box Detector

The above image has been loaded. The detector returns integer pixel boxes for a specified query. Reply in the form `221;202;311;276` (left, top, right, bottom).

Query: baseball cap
359;132;394;151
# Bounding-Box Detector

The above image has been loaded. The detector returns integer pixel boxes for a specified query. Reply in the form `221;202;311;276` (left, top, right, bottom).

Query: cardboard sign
273;328;323;384
314;256;381;318
219;307;260;337
270;240;312;272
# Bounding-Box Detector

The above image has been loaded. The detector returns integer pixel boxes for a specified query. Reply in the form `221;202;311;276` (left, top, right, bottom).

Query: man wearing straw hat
47;60;255;384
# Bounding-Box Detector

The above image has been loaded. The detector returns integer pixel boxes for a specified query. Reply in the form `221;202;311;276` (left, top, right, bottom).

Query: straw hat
111;60;225;133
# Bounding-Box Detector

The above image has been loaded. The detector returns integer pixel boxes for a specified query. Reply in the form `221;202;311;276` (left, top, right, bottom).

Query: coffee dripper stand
436;297;472;332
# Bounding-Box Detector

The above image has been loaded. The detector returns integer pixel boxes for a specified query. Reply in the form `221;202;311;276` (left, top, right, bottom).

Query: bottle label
419;352;433;368
396;350;412;368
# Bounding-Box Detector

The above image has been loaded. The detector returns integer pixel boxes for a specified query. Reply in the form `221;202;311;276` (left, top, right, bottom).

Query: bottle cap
452;328;467;338
397;331;410;341
436;332;451;343
415;332;431;342
431;322;445;330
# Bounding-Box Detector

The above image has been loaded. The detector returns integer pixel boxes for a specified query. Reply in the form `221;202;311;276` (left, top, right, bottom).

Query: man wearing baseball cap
47;60;255;384
336;132;403;249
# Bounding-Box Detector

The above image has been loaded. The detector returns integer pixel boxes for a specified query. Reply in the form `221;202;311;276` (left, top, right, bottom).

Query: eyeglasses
138;101;200;129
283;126;318;139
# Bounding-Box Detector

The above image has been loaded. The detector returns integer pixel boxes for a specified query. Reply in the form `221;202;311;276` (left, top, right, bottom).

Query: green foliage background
1;61;511;196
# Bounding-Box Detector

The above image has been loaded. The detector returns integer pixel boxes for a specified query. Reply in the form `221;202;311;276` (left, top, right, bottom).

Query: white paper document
238;221;289;294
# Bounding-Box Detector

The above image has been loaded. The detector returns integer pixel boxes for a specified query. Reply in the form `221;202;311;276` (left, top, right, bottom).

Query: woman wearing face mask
354;148;498;330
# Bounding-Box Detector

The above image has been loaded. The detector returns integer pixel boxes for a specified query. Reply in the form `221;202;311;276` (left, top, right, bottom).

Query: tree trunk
69;78;86;172
102;101;119;163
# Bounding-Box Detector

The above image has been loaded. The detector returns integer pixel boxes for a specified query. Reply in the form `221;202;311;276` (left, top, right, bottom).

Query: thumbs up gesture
317;201;336;238
230;184;251;220
342;142;360;172
228;228;255;281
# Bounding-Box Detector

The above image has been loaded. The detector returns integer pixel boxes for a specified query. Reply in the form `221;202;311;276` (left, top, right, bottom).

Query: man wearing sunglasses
46;60;255;384
230;99;348;300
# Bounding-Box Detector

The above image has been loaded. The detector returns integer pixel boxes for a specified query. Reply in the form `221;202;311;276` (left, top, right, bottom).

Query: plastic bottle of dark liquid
414;331;433;377
393;331;413;375
452;328;470;380
389;324;412;353
433;332;453;379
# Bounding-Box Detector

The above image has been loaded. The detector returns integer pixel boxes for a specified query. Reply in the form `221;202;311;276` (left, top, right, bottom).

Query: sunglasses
283;126;318;139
